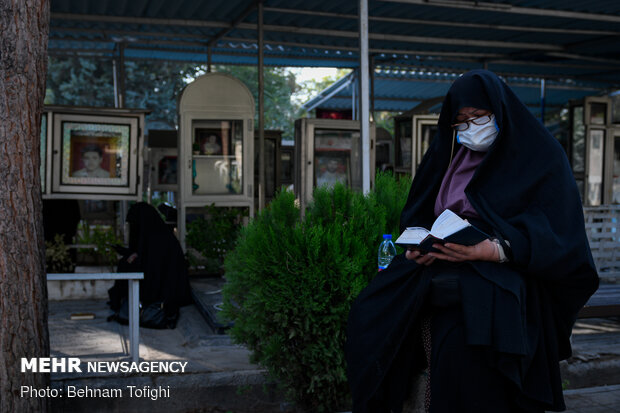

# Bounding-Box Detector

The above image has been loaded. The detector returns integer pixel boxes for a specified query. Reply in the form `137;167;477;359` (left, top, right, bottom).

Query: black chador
109;203;192;328
345;70;599;412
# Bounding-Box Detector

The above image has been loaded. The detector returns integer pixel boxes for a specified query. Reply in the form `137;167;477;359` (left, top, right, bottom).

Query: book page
395;227;429;245
430;209;470;239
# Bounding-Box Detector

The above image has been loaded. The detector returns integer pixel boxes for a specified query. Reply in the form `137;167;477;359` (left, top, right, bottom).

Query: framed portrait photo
314;151;350;188
195;128;223;156
149;148;178;192
51;113;140;196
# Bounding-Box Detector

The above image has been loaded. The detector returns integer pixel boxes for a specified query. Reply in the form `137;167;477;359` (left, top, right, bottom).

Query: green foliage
374;111;398;138
185;205;248;274
124;60;206;127
45;234;75;273
292;68;351;107
372;170;412;243
214;65;302;141
45;57;355;144
45;57;206;128
221;172;411;412
45;57;115;107
75;222;123;268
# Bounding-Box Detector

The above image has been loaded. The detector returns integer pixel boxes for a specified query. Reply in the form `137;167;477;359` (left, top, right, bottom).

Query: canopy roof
302;68;605;116
49;0;620;90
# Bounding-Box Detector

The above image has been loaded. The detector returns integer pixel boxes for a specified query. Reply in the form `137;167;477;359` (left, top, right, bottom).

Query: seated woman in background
109;202;192;329
345;70;599;412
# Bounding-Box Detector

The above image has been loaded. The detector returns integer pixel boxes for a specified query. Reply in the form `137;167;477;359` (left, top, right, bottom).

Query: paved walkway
47;285;620;412
48;299;287;412
564;384;620;412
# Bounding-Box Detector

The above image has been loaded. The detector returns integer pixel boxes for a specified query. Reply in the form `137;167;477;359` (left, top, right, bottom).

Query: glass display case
375;127;393;171
280;142;295;190
178;73;255;248
294;118;375;212
145;129;178;205
43;106;146;200
394;111;440;177
148;147;178;193
254;130;282;203
569;96;620;205
192;120;244;195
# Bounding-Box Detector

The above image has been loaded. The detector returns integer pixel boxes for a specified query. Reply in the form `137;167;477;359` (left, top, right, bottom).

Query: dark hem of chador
345;254;585;413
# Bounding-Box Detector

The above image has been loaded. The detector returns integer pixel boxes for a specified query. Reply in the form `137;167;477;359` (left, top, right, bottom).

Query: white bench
584;206;620;282
581;207;620;318
46;272;144;362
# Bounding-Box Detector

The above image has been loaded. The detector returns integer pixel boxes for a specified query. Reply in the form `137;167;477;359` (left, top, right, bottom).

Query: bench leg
128;280;140;362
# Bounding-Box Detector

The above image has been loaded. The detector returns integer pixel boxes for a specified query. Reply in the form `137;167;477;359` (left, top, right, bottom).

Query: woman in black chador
109;202;192;328
345;70;599;412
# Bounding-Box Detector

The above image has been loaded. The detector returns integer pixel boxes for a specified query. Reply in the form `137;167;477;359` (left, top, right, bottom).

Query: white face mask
456;114;499;152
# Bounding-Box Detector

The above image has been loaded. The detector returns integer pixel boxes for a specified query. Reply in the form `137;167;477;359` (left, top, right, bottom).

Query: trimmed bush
185;204;248;273
221;171;411;412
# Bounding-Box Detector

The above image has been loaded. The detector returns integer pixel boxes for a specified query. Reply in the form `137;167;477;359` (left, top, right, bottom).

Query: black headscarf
402;69;598;327
125;202;192;315
346;70;599;412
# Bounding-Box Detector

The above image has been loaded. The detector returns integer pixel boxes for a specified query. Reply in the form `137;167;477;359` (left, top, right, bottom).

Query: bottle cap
383;234;392;239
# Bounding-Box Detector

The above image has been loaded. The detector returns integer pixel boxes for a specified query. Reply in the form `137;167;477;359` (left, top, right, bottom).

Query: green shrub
75;222;123;268
185;204;248;273
45;234;75;273
221;171;411;412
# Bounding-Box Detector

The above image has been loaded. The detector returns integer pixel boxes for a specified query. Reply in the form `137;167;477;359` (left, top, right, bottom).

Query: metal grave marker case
254;130;282;206
394;111;440;178
178;73;255;248
46;106;146;200
294;118;375;213
569;96;620;206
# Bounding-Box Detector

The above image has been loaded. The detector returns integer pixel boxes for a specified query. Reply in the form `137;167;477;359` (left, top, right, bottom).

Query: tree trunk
0;1;50;412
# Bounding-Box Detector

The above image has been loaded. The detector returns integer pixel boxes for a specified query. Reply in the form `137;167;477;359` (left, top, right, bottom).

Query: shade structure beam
207;1;258;48
381;0;620;23
263;6;620;37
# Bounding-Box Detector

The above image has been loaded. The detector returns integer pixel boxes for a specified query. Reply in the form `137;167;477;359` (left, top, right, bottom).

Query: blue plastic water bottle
378;234;396;271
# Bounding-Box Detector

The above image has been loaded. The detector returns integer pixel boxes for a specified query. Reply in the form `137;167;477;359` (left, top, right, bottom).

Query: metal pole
112;58;119;108
258;1;265;210
207;45;212;73
351;70;356;120
115;42;128;241
370;55;375;122
540;78;546;124
359;0;371;194
118;42;126;109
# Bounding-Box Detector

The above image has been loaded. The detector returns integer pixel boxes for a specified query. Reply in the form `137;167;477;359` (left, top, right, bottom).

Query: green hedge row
221;172;411;412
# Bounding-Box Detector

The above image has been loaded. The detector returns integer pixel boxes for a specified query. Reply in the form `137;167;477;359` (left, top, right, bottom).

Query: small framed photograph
589;102;607;125
79;200;116;222
68;134;121;180
158;156;178;185
315;151;350;188
52;113;139;196
149;148;178;192
195;129;223;155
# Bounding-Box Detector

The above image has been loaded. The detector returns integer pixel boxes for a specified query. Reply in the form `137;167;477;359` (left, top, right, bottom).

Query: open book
395;209;489;252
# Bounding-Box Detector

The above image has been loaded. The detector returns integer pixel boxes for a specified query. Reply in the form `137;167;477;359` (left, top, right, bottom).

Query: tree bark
0;1;50;412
